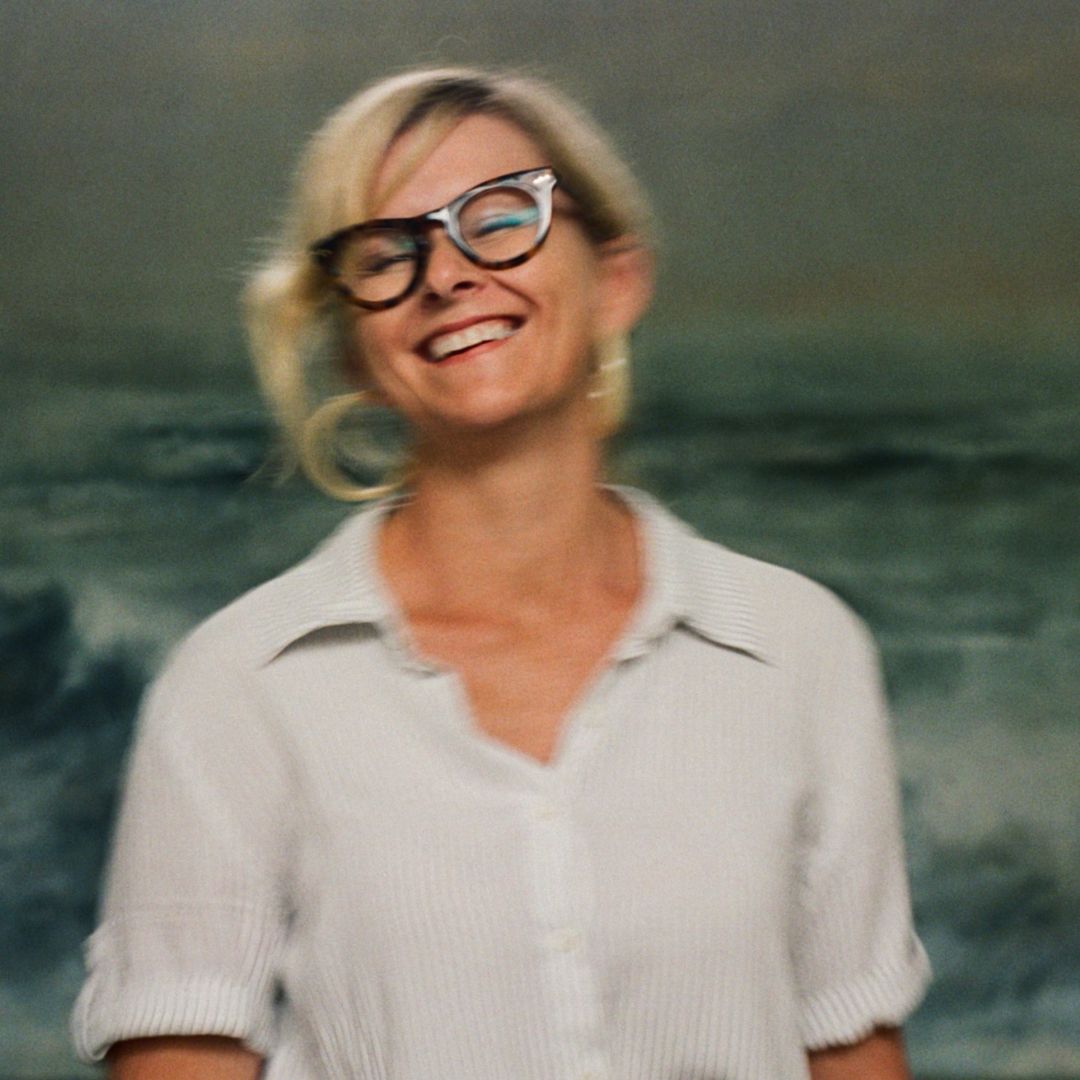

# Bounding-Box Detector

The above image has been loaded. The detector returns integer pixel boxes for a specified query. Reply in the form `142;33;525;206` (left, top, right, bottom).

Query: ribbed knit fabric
72;486;930;1080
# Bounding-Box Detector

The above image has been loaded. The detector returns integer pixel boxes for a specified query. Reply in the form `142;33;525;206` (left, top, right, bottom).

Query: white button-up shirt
72;487;930;1080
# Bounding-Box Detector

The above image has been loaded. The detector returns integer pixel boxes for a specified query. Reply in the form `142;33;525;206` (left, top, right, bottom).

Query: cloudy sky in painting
2;0;1077;375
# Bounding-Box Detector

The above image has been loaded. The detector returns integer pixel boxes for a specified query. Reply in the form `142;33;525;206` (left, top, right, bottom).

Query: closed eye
358;251;415;275
471;206;540;237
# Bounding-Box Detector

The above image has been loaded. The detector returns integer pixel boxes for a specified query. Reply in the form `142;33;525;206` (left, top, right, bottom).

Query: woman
73;68;930;1079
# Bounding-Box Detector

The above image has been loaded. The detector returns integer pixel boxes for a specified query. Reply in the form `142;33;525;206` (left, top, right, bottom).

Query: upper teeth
428;319;517;361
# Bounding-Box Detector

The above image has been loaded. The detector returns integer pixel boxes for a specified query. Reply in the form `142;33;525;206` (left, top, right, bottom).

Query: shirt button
534;801;560;821
549;927;582;953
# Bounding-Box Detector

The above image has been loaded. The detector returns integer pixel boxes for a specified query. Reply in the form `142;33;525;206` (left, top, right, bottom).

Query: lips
422;317;521;362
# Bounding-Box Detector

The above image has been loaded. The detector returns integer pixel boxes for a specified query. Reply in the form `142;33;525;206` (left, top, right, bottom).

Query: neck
380;404;636;618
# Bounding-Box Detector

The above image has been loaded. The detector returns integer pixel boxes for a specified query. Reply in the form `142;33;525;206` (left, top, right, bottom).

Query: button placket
556;666;618;777
523;784;608;1077
533;800;561;822
547;926;583;953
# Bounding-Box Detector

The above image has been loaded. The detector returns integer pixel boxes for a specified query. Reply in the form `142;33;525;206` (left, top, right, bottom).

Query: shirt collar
254;486;771;666
609;486;771;664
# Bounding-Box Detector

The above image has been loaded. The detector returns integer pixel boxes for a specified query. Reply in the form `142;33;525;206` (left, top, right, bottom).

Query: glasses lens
337;229;418;304
457;185;543;265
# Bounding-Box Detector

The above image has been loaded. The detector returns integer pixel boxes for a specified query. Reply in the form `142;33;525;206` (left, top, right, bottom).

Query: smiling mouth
424;318;521;363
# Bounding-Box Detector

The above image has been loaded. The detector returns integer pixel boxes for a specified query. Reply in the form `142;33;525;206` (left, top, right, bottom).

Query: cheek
346;315;399;389
525;247;598;324
339;327;369;385
548;272;603;358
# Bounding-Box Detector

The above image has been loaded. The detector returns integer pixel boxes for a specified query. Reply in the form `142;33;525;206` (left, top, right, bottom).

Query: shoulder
678;524;874;668
157;506;382;689
622;485;872;665
131;518;370;763
165;565;306;677
676;528;890;757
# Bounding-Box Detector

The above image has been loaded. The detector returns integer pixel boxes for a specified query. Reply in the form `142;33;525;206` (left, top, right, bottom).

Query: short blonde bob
243;66;655;501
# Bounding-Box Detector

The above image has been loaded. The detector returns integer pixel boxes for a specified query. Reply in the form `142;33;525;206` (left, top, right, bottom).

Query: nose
420;229;482;300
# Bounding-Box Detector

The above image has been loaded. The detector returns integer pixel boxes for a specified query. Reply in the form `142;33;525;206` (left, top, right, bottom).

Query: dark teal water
2;332;1078;1077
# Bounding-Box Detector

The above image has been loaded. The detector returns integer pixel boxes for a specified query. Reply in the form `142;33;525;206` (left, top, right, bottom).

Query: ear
592;237;655;339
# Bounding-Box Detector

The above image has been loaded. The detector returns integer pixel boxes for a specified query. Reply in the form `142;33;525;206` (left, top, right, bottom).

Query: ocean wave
621;395;1080;481
0;584;143;981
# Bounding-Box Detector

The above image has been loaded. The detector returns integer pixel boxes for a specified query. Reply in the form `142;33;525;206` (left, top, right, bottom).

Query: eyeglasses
310;167;560;309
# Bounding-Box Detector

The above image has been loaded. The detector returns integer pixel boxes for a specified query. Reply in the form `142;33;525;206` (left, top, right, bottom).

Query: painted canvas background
1;2;1078;1076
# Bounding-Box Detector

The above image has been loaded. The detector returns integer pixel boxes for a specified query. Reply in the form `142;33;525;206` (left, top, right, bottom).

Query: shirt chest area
265;631;807;959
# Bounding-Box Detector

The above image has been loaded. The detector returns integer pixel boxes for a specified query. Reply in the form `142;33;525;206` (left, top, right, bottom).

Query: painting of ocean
2;0;1078;1074
2;323;1077;1078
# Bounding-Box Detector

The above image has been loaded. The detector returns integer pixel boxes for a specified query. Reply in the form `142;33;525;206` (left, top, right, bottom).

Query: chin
433;407;533;436
422;394;574;442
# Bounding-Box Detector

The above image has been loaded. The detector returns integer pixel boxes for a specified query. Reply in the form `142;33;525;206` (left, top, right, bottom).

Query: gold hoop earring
587;350;627;400
587;335;631;435
300;391;402;502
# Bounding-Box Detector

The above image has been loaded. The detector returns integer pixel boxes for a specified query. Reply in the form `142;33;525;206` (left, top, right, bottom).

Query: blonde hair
244;67;655;501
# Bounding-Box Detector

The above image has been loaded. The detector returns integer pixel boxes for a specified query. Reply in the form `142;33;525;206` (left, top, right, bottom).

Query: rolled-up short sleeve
791;603;931;1050
71;621;292;1062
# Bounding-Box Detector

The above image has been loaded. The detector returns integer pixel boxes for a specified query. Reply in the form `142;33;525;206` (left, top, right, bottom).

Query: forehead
371;114;550;218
